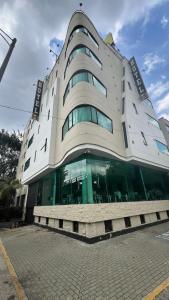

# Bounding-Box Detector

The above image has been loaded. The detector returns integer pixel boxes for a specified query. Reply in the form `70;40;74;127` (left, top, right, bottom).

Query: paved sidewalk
0;222;169;299
0;251;18;300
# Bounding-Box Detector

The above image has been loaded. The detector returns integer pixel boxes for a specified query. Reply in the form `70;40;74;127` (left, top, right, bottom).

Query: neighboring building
159;117;169;149
17;11;169;241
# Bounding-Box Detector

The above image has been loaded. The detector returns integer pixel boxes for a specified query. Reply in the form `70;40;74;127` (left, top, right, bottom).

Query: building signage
129;57;148;100
32;80;43;120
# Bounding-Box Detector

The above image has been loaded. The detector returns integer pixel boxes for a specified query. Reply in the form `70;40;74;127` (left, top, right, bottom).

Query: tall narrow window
141;131;147;145
124;217;131;228
48;110;50;120
122;97;125;114
52;87;54;96
104;220;113;232
38;125;40;134
41;104;43;112
34;150;37;162
122;122;128;148
133;103;138;114
122;66;125;76
44;138;47;152
122;80;125;92
128;82;132;90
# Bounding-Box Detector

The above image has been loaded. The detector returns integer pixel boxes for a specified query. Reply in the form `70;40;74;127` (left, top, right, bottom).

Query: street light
0;28;17;83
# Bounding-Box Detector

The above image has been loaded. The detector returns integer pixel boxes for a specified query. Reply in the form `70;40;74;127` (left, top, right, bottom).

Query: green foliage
0;129;22;179
0;178;21;207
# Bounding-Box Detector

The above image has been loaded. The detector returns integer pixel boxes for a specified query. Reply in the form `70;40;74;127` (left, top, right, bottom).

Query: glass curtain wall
35;155;169;206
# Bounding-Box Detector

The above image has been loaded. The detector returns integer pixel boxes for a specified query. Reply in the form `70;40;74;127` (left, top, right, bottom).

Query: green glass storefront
35;155;169;206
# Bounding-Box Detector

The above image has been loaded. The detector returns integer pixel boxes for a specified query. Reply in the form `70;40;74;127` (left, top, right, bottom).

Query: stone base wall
34;201;169;240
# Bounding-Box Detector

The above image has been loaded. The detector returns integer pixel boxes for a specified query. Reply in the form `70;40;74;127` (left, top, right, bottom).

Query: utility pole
0;28;17;83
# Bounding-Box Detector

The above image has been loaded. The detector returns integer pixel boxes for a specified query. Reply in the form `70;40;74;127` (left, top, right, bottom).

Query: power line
0;103;167;141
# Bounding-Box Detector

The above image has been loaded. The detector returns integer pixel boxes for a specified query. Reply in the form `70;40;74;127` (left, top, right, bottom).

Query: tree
0;129;22;179
0;178;21;207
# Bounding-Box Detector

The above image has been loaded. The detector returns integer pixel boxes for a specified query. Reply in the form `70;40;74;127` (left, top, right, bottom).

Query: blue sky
0;0;169;131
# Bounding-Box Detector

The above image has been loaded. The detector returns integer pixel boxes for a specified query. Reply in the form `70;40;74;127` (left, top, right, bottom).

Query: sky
0;0;169;132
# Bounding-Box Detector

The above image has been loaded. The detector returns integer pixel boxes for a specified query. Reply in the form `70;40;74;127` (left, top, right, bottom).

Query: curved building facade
17;11;169;240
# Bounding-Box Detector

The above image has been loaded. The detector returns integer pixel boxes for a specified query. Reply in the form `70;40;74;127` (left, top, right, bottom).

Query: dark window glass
52;87;54;96
69;112;73;129
133;103;138;114
44;138;47;152
46;217;49;225
38;216;41;223
156;212;161;220
104;220;113;232
124;217;131;228
62;118;69;139
48;110;50;120
123;66;125;76
24;158;30;171
59;219;63;228
73;221;79;233
38;125;40;134
141;131;147;146
122;122;128;148
167;210;169;218
91;107;97;123
28;135;34;148
122;80;125;92
122;97;125;114
140;214;145;224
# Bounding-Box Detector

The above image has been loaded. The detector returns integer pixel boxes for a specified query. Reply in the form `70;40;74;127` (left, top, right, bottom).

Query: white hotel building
17;11;169;242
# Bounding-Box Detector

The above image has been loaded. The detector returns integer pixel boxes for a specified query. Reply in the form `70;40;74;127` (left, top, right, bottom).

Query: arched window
65;25;99;56
62;105;112;139
63;70;106;104
64;44;102;78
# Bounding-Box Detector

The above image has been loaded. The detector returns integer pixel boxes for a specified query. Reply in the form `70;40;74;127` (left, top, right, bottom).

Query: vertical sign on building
129;57;148;100
32;80;43;120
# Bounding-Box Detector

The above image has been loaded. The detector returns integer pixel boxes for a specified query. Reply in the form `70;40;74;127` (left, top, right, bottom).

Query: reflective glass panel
97;111;112;132
93;76;106;96
155;140;169;154
147;114;160;128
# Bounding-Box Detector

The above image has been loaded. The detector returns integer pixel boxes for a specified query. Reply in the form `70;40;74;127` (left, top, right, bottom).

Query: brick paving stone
0;222;169;299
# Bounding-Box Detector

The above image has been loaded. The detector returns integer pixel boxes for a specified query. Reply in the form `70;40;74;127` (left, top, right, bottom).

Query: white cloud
156;92;169;113
143;53;166;74
0;0;168;130
161;15;168;28
159;112;169;121
148;80;169;98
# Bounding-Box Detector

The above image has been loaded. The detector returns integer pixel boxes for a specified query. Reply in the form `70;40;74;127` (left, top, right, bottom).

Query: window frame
62;104;113;140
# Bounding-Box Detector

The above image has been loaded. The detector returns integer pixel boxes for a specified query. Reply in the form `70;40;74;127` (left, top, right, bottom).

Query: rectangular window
38;216;41;223
104;220;113;233
122;66;125;76
122;97;125;114
59;219;63;228
46;217;49;225
167;210;169;218
69;112;73;129
133;103;138;114
38;125;40;134
28;135;34;148
91;107;97;123
73;221;79;233
34;150;37;162
147;114;160;129
97;111;112;132
122;122;128;148
93;76;107;96
52;87;54;96
124;217;131;228
128;82;132;90
44;138;47;152
156;212;161;220
155;140;169;155
78;105;92;122
48;110;50;120
24;158;30;171
141;131;147;146
140;214;145;224
122;80;125;92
